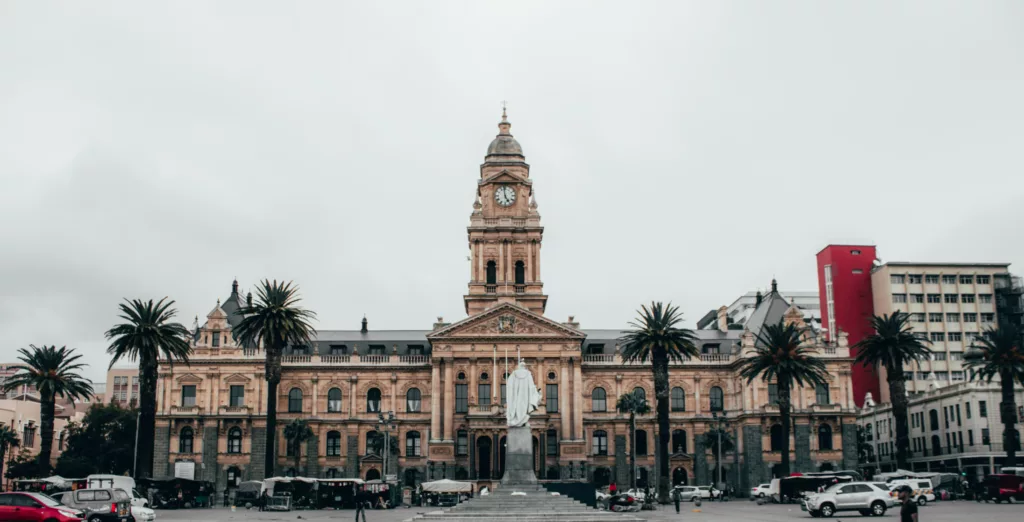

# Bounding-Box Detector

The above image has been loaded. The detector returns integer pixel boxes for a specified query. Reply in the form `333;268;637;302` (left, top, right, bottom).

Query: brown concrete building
153;112;859;494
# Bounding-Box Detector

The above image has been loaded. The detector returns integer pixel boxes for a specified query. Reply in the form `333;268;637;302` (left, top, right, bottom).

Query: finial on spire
501;100;508;122
232;278;238;294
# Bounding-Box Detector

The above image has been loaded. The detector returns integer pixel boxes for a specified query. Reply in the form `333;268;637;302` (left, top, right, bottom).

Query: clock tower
464;109;547;316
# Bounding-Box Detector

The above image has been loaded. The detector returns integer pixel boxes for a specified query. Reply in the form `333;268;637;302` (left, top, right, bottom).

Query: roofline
816;244;875;256
872;262;1010;270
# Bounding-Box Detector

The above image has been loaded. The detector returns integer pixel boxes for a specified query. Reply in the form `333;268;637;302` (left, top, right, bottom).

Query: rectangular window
455;384;468;413
927;294;941;303
593;432;608;456
913;332;928;341
546;384;559;413
586;343;605;354
950;352;964;361
944;294;958;303
946;313;960;323
981;313;994;323
547;430;559;455
948;332;962;342
891;274;906;284
851;249;861;255
911;313;926;323
212;332;220;347
960;275;974;284
852;269;863;274
979;401;987;417
917;371;929;380
936;372;949;381
982;428;990;445
893;294;907;303
968;430;974;446
961;294;976;303
942;275;957;284
181;385;197;407
956;404;962;425
929;313;943;323
908;274;922;284
977;275;990;284
951;371;965;381
963;313;977;323
925;274;940;284
368;345;386;355
406;434;421;456
478;384;491;407
24;426;35;448
932;352;947;361
329;345;348;355
930;332;945;342
966;402;972;419
229;385;244;407
768;383;779;405
979;294;993;303
702;343;721;354
407;345;424;356
944;408;949;429
500;384;506;406
456;431;468;456
910;294;924;303
292;344;308;355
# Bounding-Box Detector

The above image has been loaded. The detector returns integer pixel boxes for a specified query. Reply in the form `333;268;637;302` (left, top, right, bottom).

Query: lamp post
132;411;141;478
377;411;397;482
863;393;880;476
711;411;728;491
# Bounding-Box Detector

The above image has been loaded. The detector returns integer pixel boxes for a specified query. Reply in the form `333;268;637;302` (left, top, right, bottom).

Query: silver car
672;486;702;501
57;488;132;522
802;482;895;518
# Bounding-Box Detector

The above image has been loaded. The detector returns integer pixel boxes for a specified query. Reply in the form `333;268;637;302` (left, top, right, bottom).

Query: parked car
623;488;646;501
85;477;148;509
672;486;702;502
58;488;132;522
978;474;1024;503
802;481;895;518
887;479;935;506
751;483;772;498
696;486;721;500
0;491;85;522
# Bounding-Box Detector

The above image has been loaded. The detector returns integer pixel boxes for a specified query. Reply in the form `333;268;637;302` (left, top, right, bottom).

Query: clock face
494;185;516;206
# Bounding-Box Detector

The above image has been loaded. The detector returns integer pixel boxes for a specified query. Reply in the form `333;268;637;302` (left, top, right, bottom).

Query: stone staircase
404;486;642;522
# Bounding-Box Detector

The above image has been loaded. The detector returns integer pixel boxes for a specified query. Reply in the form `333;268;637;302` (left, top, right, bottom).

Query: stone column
493;430;501;479
794;424;811;472
349;377;358;419
390;374;398;414
535;242;541;281
560;362;570;438
572;359;584;440
311;378;319;416
526;241;533;283
430;364;441;440
469;432;477;479
498;241;504;282
469;360;478;409
492;351;499;403
443;360;454;441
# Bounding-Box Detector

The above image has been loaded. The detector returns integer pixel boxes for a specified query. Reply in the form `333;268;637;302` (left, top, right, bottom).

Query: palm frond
618;302;699;363
1;345;94;401
964;324;1024;383
233;279;317;353
105;297;192;368
853;312;932;373
739;320;828;388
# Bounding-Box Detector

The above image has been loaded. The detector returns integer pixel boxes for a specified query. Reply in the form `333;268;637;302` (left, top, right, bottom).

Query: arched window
179;427;194;453
592;387;607;412
672;467;689;486
326;431;341;456
635;429;648;456
709;386;724;412
367;388;381;412
671;387;686;412
770;424;784;452
514;261;525;285
367;431;382;455
593;430;608;455
818;424;833;450
486;261;497;284
929;409;939;431
327;388;342;413
546;429;558;456
672;429;687;454
406;388;422;413
227;466;241;487
227;427;242;454
815;383;830;405
633;387;646;402
406;431;421;456
365;468;380;481
288;388;303;413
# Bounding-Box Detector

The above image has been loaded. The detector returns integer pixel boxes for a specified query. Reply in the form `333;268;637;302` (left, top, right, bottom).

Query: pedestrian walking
897;485;918;522
354;485;368;522
259;489;268;512
673;488;680;513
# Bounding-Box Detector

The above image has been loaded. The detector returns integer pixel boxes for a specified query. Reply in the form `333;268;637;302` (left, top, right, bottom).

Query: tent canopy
421;479;472;493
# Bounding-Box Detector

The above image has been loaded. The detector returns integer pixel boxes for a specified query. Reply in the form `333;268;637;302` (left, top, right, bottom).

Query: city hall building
153;112;859;494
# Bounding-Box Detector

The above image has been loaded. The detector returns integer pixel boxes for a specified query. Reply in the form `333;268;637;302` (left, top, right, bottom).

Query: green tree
964;324;1024;468
853;312;931;469
283;419;315;474
233;280;317;477
4;449;39;480
0;423;21;486
701;428;734;486
55;403;139;477
739;320;827;478
2;345;93;475
105;298;191;478
619;302;699;503
616;390;650;490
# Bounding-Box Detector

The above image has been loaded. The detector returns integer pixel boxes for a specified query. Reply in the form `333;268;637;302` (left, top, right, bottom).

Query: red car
0;491;84;521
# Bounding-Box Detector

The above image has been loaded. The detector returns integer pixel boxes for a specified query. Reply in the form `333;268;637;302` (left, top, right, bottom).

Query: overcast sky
2;2;1022;383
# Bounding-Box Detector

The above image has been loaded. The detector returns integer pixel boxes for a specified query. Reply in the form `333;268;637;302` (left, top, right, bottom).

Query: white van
86;475;148;507
1001;467;1024;477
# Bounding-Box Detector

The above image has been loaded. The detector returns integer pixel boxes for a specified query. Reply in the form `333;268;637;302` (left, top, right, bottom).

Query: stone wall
248;428;266;481
306;435;320;477
153;424;170;478
202;423;219;484
614;435;628;486
742;426;764;492
693;437;707;485
841;423;858;470
794;424;812;472
345;436;359;478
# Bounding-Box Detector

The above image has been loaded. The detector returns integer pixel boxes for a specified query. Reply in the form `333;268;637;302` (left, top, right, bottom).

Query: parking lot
148;500;1024;521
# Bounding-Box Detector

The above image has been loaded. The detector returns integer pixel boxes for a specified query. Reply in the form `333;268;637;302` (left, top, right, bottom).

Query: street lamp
863;393;880;476
711;411;728;490
376;411;397;482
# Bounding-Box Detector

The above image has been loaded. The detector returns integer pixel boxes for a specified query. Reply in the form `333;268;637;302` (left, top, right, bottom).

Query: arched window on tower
515;261;525;285
818;424;833;450
486;261;497;285
227;427;242;454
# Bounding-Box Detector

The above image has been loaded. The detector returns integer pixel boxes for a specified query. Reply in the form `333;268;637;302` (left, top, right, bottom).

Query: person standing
897;485;918;522
609;482;617;496
673;487;680;513
354;485;368;522
259;489;268;512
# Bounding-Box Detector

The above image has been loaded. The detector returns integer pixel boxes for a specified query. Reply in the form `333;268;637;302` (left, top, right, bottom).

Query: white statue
506;360;542;427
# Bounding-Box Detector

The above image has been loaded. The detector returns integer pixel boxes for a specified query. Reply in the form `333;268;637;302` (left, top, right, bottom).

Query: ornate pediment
175;373;203;383
224;373;251;384
481;169;530;185
428;302;584;340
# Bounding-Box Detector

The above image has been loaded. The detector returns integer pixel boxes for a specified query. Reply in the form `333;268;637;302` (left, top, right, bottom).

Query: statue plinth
499;425;537;486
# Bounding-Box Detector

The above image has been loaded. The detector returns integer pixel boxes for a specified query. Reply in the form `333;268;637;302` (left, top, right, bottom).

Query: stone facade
152;112;860;496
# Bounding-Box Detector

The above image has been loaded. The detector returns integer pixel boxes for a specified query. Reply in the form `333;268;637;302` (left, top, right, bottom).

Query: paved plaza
150;501;1024;521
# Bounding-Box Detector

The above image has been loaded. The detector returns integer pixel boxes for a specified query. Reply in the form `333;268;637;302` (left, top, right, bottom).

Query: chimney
563;315;580;329
755;290;763;306
231;278;239;295
361;315;368;333
717;306;728;331
433;316;450;331
246;292;252;306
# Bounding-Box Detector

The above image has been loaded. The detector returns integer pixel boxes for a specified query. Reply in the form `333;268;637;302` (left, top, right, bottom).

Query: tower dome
485;107;525;161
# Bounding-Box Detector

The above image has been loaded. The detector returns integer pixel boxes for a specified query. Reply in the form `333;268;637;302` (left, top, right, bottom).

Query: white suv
751;483;771;498
802;482;895;518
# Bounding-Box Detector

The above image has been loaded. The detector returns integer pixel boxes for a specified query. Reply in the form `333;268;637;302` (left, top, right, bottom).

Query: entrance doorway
499;436;507;477
477;436;492;479
672;467;688;486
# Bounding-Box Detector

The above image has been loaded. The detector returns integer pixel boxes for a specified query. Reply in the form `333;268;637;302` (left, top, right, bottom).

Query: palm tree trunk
38;391;56;475
265;345;283;477
1000;370;1018;468
137;351;158;478
886;367;911;469
629;413;636;490
651;349;671;503
778;381;791;478
294;439;301;473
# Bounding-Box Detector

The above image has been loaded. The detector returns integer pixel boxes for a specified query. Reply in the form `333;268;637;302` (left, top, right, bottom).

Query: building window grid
455;384;468;413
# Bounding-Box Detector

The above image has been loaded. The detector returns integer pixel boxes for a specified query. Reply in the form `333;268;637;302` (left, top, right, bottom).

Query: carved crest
498;315;517;333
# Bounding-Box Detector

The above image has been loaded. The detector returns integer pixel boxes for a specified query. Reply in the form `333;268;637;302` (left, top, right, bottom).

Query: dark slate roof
580;329;742;355
743;290;792;345
294;330;432;356
219;280;247;329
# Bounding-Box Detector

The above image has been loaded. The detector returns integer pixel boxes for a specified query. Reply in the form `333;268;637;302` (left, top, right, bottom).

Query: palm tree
1;346;93;474
233;280;317;477
853;312;931;470
616;390;651;489
0;423;21;484
739;320;827;478
619;302;699;503
964;324;1024;468
283;419;315;474
105;298;192;478
701;428;734;487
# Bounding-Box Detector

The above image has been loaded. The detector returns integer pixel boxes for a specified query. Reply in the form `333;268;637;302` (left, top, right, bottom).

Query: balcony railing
359;354;389;364
485;285;497;294
400;355;429;364
283;355;311;363
581;353;736;366
275;354;431;366
321;355;351;363
170;405;200;415
220;405;249;414
515;285;526;294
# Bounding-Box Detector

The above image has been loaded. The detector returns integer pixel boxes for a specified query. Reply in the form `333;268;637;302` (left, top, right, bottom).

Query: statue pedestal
500;425;538;486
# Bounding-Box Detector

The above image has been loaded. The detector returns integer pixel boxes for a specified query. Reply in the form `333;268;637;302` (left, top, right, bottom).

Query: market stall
420;479;472;507
263;477;318;510
138;477;216;509
315;478;363;509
